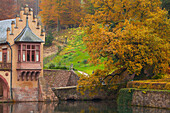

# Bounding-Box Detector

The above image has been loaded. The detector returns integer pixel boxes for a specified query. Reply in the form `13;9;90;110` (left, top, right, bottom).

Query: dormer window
18;44;40;62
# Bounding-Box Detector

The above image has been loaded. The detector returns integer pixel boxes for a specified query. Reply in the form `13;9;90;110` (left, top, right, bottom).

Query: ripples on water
0;101;169;113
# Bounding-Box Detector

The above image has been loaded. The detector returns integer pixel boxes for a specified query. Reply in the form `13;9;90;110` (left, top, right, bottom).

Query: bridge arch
0;75;10;100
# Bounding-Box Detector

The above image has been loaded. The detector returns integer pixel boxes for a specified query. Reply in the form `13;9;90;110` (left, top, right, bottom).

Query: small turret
10;21;15;35
15;15;20;28
24;4;29;15
20;7;24;21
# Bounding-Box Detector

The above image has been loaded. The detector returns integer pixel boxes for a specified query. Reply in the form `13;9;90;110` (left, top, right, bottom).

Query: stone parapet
52;86;117;100
117;88;170;109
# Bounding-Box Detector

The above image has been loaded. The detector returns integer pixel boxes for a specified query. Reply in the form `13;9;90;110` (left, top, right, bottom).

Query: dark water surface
0;101;169;113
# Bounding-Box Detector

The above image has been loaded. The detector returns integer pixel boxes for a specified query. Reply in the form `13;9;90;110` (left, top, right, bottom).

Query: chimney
6;27;10;42
10;21;15;35
15;15;20;28
24;4;29;14
20;7;24;21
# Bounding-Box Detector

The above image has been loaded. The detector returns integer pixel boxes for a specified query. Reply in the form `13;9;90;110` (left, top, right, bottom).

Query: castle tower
0;4;45;101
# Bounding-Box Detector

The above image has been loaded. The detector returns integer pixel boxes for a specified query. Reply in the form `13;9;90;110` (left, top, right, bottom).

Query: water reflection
0;101;169;113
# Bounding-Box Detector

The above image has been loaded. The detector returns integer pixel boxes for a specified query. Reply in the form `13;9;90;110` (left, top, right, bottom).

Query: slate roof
0;19;16;44
14;17;44;43
43;70;79;87
0;18;44;44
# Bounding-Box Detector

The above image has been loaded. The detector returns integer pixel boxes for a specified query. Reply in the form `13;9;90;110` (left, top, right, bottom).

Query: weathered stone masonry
117;88;170;109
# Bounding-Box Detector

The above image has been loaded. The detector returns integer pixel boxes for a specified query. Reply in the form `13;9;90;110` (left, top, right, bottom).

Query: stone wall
132;90;170;108
52;86;117;100
12;87;38;101
38;77;58;102
12;77;58;102
117;88;170;109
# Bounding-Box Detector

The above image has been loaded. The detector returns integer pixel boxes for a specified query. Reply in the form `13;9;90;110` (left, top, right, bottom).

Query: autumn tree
0;0;16;20
40;0;85;31
78;0;170;94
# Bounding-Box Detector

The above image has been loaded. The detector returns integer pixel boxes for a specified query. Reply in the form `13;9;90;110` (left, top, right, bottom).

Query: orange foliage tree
77;0;170;95
0;0;16;20
39;0;85;30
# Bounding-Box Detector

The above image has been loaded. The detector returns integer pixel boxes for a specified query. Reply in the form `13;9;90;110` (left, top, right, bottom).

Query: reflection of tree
1;102;170;113
54;101;118;113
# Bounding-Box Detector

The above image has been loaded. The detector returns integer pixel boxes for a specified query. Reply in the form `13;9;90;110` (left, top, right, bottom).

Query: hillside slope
43;28;104;75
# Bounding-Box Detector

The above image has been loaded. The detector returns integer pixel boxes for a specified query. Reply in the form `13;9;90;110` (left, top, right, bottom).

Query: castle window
18;44;40;62
32;45;35;49
27;50;30;61
18;50;21;62
2;49;7;63
23;45;26;50
36;51;39;62
32;51;35;61
23;51;26;61
27;45;30;49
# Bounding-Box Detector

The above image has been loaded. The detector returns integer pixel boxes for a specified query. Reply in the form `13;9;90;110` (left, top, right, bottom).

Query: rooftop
0;19;16;44
14;17;44;43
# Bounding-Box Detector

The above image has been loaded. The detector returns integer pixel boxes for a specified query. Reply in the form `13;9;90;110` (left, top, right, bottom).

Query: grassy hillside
44;28;104;75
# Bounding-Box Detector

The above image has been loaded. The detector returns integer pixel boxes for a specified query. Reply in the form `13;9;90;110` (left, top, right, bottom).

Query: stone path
78;71;89;76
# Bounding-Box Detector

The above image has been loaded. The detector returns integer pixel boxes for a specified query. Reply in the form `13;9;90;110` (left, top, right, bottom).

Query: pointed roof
14;17;44;43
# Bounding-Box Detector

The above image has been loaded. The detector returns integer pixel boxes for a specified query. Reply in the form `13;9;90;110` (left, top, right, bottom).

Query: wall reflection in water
0;102;58;113
0;101;169;113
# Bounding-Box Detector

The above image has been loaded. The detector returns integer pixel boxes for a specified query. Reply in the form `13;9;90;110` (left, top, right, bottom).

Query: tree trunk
57;17;60;32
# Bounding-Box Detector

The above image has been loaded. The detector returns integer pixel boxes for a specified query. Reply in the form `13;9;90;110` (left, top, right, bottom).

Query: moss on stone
117;88;136;106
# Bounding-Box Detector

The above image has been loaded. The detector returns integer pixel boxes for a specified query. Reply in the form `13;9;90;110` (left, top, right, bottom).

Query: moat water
0;101;169;113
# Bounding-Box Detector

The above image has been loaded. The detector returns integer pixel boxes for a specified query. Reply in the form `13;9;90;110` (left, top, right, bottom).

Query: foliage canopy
39;0;85;29
78;0;170;95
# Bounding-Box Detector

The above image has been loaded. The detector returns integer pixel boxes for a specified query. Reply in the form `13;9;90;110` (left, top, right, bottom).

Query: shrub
63;55;68;59
49;63;55;69
82;59;88;64
58;46;62;52
55;66;68;70
45;31;54;46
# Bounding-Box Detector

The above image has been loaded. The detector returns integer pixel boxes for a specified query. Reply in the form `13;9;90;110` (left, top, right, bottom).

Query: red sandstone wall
12;87;38;101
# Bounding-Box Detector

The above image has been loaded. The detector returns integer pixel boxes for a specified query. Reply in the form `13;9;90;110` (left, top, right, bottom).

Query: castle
0;5;45;101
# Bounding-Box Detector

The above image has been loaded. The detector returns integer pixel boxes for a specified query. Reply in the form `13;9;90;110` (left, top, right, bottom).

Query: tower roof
14;17;44;43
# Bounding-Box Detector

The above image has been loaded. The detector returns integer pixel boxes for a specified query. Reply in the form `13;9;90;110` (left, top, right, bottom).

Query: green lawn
44;28;104;75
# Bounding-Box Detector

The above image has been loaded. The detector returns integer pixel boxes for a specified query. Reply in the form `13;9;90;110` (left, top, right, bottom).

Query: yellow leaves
78;0;170;95
40;0;85;26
